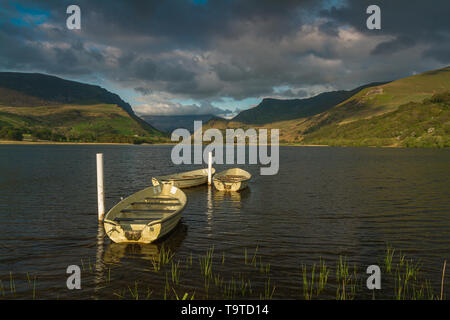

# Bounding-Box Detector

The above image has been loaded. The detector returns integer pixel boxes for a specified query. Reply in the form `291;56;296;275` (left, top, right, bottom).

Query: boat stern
104;220;162;244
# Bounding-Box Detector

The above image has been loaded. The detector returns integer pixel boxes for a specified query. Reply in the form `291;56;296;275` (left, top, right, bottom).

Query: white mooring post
96;153;105;221
208;151;212;185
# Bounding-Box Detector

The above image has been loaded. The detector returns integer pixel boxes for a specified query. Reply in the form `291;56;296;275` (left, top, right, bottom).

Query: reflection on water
213;188;250;204
102;223;188;265
0;145;449;299
94;223;106;289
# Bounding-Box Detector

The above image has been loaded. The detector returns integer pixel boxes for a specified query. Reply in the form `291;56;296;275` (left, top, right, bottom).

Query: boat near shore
152;168;215;189
213;168;251;192
103;183;187;244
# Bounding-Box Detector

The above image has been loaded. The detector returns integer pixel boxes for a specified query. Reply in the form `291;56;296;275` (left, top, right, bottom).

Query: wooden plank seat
144;196;178;200
121;209;176;213
114;217;163;222
133;201;181;205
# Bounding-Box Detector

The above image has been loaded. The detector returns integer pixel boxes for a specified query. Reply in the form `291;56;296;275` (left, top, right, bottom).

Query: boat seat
121;209;176;213
132;201;181;205
145;197;178;200
114;217;162;222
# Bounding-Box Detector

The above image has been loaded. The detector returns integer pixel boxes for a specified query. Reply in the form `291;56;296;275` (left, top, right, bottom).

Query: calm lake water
0;145;449;299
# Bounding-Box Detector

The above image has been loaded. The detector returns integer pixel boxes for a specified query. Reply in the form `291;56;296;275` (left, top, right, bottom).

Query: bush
0;127;24;141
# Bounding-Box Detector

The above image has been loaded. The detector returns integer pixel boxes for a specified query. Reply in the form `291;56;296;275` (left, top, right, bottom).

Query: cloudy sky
0;0;449;117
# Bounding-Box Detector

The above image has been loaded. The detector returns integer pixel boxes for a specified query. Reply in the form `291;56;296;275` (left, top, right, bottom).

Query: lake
0;145;449;299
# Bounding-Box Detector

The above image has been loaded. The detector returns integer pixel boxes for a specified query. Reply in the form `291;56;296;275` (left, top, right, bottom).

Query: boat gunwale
213;168;251;183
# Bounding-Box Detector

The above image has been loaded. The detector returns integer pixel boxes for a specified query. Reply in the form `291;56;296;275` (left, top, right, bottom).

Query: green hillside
0;72;166;143
305;66;450;131
201;66;450;147
302;91;450;147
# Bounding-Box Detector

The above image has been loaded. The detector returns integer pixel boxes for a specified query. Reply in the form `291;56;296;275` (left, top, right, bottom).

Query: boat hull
152;168;215;189
212;168;251;192
104;184;187;244
213;179;248;191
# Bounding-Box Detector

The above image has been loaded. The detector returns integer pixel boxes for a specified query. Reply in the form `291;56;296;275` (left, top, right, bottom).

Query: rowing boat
152;168;215;189
103;184;187;244
213;168;251;192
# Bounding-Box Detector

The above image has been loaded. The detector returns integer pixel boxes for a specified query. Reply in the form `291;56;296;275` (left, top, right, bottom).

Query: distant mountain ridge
232;82;387;124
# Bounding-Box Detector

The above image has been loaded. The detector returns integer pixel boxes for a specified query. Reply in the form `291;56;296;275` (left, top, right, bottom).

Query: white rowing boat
103;184;187;244
213;168;251;192
152;168;215;188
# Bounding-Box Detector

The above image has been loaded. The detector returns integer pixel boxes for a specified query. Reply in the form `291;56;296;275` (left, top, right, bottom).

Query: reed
32;276;37;300
199;246;214;278
151;245;175;272
251;246;259;267
301;264;315;300
317;258;329;295
222;276;237;299
238;275;250;297
172;288;194;300
385;245;395;273
301;261;329;299
261;277;275;300
214;273;223;288
128;280;139;300
258;257;271;275
113;289;125;299
163;272;170;300
394;257;422;300
171;261;181;285
9;272;15;296
441;260;447;300
336;258;358;300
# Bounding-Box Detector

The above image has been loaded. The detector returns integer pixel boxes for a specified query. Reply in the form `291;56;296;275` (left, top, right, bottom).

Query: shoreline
0;140;175;146
0;140;329;147
1;140;447;149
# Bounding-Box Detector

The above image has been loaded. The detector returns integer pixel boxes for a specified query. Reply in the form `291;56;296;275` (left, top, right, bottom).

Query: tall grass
0;245;447;300
151;245;175;272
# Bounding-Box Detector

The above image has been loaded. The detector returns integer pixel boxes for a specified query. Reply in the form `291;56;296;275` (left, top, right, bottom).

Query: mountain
300;66;450;147
202;66;450;147
302;91;449;147
232;82;386;124
0;72;166;143
140;114;219;133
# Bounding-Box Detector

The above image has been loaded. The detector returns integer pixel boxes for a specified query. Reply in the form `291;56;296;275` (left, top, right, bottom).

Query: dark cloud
371;35;416;55
0;0;449;115
321;0;450;59
134;87;152;96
